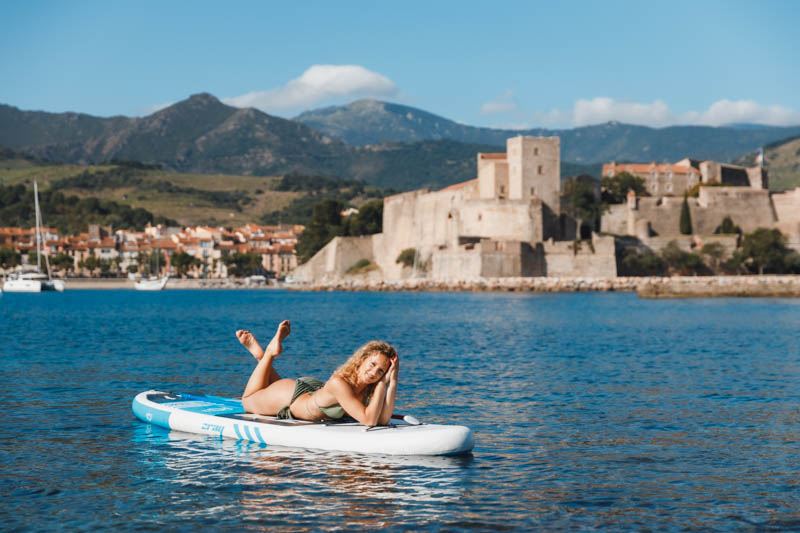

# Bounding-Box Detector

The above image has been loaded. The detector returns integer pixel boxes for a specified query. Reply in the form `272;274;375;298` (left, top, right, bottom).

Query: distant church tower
506;136;561;215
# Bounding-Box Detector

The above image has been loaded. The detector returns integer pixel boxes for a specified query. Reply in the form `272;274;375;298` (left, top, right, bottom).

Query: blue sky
1;0;798;128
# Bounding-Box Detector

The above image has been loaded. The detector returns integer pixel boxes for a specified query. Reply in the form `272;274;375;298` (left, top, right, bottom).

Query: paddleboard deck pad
132;390;474;456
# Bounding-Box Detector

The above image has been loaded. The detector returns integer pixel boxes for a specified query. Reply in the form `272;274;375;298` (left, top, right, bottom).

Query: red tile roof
441;179;478;192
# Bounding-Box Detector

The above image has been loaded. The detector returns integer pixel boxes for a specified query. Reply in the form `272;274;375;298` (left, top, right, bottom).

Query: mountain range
2;93;799;190
296;99;800;164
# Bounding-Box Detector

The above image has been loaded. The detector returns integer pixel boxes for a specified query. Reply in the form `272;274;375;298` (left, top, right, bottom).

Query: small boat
133;390;475;456
3;181;65;293
134;275;169;291
134;246;168;291
3;270;65;293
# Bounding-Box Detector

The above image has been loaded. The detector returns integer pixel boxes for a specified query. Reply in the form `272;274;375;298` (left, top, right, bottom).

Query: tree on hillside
699;242;726;273
294;197;388;264
660;240;707;275
679;194;693;235
601;172;648;204
737;228;791;275
562;176;605;237
618;246;666;276
715;215;741;235
295;199;346;263
345;199;383;236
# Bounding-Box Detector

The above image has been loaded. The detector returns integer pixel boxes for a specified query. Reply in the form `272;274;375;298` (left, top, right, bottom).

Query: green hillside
0;150;394;230
735;136;800;191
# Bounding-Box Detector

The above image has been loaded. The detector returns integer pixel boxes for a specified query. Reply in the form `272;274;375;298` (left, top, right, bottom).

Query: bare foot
236;329;265;360
265;320;291;358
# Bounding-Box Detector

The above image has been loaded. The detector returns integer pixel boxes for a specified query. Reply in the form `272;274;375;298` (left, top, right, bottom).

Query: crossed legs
238;320;296;415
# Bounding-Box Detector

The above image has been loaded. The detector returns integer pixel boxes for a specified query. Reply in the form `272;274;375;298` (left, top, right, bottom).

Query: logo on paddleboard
146;412;152;422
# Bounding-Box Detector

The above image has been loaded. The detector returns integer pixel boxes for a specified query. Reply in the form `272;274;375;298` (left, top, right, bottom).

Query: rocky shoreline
6;276;800;297
294;275;800;298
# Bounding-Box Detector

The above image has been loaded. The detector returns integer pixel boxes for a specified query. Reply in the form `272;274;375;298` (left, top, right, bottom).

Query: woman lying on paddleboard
236;320;398;427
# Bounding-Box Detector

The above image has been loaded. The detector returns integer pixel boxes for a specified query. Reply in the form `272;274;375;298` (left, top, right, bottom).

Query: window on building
530;187;536;195
666;184;673;193
534;147;539;156
499;185;505;194
537;165;543;175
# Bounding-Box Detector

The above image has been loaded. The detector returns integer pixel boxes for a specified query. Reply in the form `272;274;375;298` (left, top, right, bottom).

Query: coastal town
0;222;301;281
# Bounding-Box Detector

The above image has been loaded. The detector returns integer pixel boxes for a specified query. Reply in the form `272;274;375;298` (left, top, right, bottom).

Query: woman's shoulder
326;374;354;394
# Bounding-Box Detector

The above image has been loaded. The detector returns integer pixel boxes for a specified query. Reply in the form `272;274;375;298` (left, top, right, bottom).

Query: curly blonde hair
334;340;397;402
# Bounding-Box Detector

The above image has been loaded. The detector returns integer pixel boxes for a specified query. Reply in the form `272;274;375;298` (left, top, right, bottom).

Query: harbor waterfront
1;290;798;530
6;275;800;297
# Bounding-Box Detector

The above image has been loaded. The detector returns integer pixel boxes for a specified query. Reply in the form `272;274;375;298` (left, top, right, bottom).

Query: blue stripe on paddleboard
132;397;171;429
252;426;266;445
242;425;254;442
233;423;244;440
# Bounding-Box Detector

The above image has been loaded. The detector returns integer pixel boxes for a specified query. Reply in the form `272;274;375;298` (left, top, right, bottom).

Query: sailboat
134;247;168;291
3;181;65;293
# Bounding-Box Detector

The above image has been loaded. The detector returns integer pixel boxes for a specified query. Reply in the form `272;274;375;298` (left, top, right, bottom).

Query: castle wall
603;187;776;237
772;187;800;250
377;183;543;280
431;240;545;280
542;234;617;278
293;235;377;282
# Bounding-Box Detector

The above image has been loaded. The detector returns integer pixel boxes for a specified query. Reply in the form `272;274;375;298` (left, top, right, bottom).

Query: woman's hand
384;355;399;385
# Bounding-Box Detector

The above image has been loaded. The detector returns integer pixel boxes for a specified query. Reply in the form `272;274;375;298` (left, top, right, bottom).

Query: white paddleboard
132;390;474;456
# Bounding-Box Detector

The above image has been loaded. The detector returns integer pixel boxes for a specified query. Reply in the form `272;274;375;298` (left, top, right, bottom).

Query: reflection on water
134;424;472;528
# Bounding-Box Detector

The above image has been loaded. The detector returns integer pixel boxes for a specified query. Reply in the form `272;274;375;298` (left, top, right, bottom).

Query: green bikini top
312;394;346;419
298;376;367;420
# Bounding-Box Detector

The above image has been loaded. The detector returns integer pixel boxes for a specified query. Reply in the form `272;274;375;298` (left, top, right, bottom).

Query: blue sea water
0;289;798;531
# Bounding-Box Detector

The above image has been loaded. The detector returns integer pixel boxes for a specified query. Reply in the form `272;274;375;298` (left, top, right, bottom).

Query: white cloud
678;99;800;127
572;97;672;127
480;90;517;115
223;65;398;114
526;97;800;128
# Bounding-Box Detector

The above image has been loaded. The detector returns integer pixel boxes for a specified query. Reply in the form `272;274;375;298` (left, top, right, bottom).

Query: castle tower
506;136;560;215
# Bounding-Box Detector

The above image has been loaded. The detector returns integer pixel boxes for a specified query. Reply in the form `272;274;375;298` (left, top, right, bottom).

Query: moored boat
4;181;66;293
134;275;169;291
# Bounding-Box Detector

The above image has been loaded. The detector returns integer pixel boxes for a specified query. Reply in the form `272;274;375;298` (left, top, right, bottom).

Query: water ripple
1;291;799;530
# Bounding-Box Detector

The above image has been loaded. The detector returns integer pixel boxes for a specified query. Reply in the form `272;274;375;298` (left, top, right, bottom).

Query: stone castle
294;136;800;283
295;136;616;282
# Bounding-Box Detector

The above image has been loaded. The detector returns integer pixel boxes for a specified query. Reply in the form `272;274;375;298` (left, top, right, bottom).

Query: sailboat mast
34;180;42;271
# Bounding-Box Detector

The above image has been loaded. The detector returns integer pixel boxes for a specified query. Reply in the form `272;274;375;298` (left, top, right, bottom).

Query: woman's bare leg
242;378;297;415
241;320;291;398
237;328;278;385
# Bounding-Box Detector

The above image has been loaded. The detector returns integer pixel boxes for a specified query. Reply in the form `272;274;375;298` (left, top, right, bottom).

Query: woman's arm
327;376;388;427
377;358;398;425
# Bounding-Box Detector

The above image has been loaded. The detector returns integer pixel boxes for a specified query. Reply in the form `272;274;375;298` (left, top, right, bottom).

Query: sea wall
294;275;800;298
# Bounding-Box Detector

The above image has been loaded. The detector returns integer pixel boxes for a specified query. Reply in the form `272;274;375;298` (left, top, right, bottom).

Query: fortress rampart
294;136;800;285
602;186;781;238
